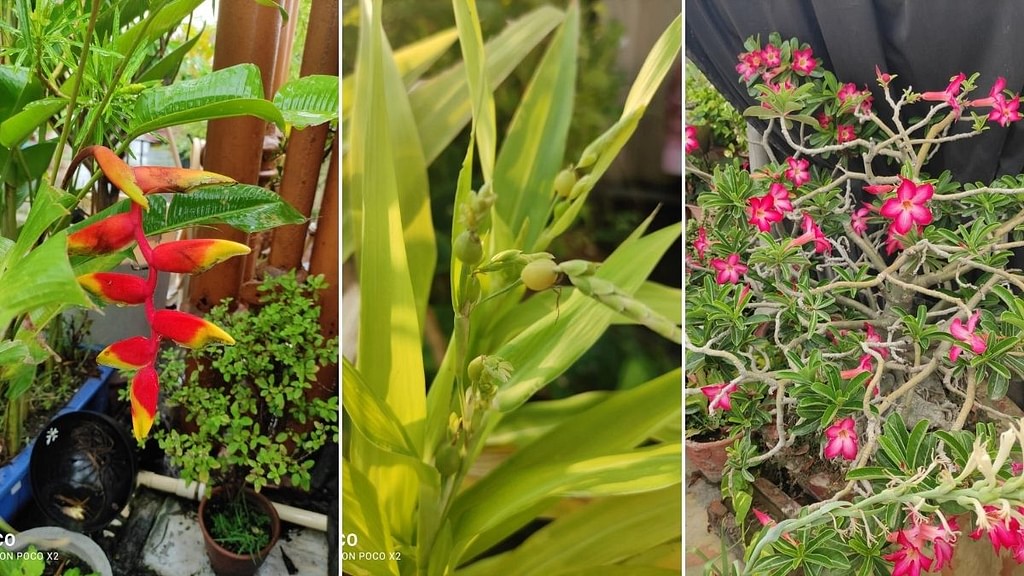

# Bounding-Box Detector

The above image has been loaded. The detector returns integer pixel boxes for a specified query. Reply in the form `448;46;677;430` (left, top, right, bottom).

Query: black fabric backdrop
685;0;1024;184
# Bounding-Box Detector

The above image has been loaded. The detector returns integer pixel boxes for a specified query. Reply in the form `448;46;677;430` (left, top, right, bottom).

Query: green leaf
341;462;400;576
452;0;497;181
114;0;206;56
273;75;339;128
610;282;681;327
0;98;66;147
0;65;42;122
845;467;891;481
0;231;88;334
622;14;681;117
487;391;610;448
129;64;284;138
342;359;419;459
137;27;206;84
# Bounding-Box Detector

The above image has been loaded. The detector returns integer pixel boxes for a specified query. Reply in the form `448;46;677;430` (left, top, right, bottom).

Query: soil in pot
199;488;281;576
685;433;735;483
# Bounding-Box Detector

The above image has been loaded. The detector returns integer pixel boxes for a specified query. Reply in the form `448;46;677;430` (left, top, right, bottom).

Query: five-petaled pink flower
837;82;859;103
817;112;832;130
791;47;816;75
761;44;781;68
693;227;710;261
836;124;856;144
879;177;934;235
990;93;1022;127
865;323;890;359
685;125;700;154
884;531;934;576
710;253;747;285
785;157;811;187
824;417;858;461
700;382;738;413
747;194;783;231
969;505;1021;554
949;310;988;361
840;353;874;380
799;212;831;254
768;183;793;213
851;204;871;235
921;72;967;116
885;515;959;576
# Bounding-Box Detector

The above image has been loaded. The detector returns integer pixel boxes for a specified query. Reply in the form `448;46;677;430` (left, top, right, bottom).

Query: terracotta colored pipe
187;0;281;313
272;0;300;94
310;140;339;392
267;0;339;271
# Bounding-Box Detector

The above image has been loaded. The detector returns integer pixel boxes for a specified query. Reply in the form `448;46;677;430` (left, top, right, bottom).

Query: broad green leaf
341;462;401;576
0;98;66;148
410;6;564;164
137;28;206;84
0;341;29;369
452;0;497;181
487;391;610;448
0;231;88;334
273;75;339;128
473;486;681;576
492;1;577;251
0;66;42;122
129;64;284;138
610;282;681;326
69;185;305;237
113;0;206;56
495;220;680;410
342;359;419;459
1;182;70;274
348;0;426;540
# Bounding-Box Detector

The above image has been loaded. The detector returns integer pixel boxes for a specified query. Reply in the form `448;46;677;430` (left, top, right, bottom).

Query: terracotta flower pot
199;487;281;576
685;434;736;483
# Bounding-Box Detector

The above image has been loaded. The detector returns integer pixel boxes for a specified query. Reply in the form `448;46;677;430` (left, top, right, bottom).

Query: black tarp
685;0;1024;184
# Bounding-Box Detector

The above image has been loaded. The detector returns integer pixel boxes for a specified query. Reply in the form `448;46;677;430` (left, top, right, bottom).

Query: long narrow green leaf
342;359;420;459
137;28;206;84
273;75;339;128
0;98;66;147
113;0;205;56
348;0;426;541
410;6;563;164
623;14;682;116
452;0;497;181
492;1;578;250
487;391;610;448
2;182;69;273
610;282;681;326
342;462;401;576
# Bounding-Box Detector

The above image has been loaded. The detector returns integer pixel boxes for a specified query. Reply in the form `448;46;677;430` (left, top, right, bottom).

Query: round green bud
521;259;559;291
436;445;461;476
553;169;577;198
467;355;485;383
454;231;483;265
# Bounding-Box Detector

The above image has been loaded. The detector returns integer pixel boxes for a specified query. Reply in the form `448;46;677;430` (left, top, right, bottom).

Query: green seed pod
454;231;483;265
568;174;595;200
553;202;569;221
521;259;559;291
467;355;485;382
436;444;461;476
553;169;577;198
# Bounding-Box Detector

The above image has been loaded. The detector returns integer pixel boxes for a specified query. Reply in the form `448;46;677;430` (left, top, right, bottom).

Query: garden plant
687;32;1024;576
342;1;682;574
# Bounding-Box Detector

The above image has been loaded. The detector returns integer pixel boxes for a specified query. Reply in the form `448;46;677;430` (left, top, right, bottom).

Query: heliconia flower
685;125;699;154
130;366;159;441
969;505;1021;553
879;177;934;235
149;239;251;274
151;310;236;349
710;253;747;285
824;417;858;460
949;310;988;361
693;227;710;261
87;146;149;210
840;353;874;380
67;212;136;255
97;336;156;370
920;72;967;115
883;532;933;576
865;323;890;359
77;273;149;306
700;382;738;413
784;157;811;187
132;166;235;194
836;124;856;144
761;44;781;68
791;47;816;75
863;183;895;195
851;205;871;235
747;194;783;231
837;82;859;103
768;183;793;213
875;65;893;87
817;112;832;130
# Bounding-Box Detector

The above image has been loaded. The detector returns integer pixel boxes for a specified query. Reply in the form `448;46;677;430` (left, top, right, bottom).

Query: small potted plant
156;271;339;576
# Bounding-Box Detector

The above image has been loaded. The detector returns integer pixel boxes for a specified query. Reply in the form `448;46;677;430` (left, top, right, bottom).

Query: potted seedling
156;271;339;576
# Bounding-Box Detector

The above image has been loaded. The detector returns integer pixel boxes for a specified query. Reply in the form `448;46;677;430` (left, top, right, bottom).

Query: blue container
0;365;114;523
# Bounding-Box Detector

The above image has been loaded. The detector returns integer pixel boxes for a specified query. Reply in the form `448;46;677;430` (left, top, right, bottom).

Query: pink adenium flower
840;353;874;380
761;44;781;68
736;50;765;82
791;47;816;75
752;508;799;545
1013;461;1024;475
885;515;959;575
736;58;758;82
851;204;871;235
747;194;783;231
768;182;794;213
949;310;988;361
784;156;811;187
710;253;747;285
875;65;894;87
837;82;859;103
824;417;858;461
817;112;832;130
990;93;1022;127
836;124;856;144
883;532;934;576
920;72;967;115
969;505;1021;554
798;212;831;254
863;183;895;195
685;125;700;154
693;227;710;261
885;230;905;255
700;382;738;413
865;323;890;359
879;177;934;235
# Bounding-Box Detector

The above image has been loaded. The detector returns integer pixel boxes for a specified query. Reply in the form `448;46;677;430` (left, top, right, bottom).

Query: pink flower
949;310;988;361
885;230;905;255
837;82;859;103
736;59;758;82
685;125;700;154
840;353;874;381
824;417;858;461
875;65;893;87
1013;461;1024;475
969;505;1021;554
736;50;764;82
747;194;783;231
799;212;831;254
884;532;933;576
865;323;890;359
700;382;738;413
817;112;832;130
791;47;816;75
761;44;781;68
989;94;1021;127
836;124;856;143
879;177;934;235
785;157;811;187
752;508;775;527
768;183;793;213
856;93;874;115
851;204;871;235
921;72;967;115
969;77;1007;107
710;253;747;285
863;183;895;195
693;227;710;261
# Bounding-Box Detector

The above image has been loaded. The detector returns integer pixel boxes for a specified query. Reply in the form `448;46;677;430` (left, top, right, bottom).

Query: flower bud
453;231;483;265
553;169;577;198
98;336;155;370
132;166;235;194
130;366;159;441
67;213;137;255
521;259;559;291
149;239;251;274
78;273;149;306
90;146;149;210
151;310;236;348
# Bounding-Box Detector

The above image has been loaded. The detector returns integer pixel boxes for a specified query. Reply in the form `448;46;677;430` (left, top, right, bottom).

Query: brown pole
187;0;281;312
267;0;339;272
272;0;300;94
311;139;339;394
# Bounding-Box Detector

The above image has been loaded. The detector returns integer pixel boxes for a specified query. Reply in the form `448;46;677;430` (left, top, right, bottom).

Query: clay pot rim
198;486;282;561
